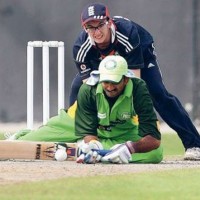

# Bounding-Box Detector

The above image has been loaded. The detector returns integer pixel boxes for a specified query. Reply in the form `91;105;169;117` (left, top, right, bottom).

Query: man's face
101;77;129;98
84;20;111;44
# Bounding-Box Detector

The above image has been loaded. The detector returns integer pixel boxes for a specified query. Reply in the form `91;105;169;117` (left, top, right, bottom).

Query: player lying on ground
9;55;163;164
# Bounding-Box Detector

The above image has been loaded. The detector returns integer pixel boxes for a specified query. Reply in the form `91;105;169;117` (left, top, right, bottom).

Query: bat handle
92;149;111;156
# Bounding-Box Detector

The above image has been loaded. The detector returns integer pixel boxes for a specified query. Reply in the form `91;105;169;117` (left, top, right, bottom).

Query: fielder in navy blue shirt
70;2;200;160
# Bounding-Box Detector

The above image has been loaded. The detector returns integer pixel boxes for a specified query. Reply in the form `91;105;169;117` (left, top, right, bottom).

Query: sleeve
113;16;144;69
125;22;144;69
132;79;161;140
72;32;93;80
125;46;144;70
75;84;98;137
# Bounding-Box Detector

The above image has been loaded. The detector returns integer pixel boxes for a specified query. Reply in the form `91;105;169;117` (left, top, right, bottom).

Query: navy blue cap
81;3;110;25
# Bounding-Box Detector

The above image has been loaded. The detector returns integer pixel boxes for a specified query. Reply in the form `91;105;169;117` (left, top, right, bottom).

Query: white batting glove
77;140;103;164
101;143;132;164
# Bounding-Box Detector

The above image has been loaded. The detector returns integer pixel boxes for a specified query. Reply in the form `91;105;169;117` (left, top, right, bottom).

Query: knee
130;145;163;163
149;146;163;163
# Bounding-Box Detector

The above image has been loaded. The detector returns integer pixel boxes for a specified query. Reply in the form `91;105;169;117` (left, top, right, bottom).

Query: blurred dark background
0;0;199;123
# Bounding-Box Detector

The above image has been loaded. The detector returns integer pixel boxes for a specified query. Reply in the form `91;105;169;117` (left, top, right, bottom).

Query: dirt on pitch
1;158;200;185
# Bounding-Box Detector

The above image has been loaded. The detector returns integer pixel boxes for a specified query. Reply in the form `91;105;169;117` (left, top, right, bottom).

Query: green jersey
16;77;163;163
75;78;161;141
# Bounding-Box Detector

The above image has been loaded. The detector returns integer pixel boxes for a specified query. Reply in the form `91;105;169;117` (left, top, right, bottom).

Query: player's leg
69;73;83;106
130;145;163;163
141;43;200;152
17;106;81;142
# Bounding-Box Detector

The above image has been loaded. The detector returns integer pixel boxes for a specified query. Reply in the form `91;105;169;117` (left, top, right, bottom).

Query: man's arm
126;135;160;153
75;84;105;164
101;135;160;164
75;84;98;137
83;135;99;143
133;78;161;140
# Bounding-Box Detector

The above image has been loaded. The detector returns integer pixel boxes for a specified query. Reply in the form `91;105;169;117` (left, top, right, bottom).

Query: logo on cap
88;6;95;16
105;60;117;70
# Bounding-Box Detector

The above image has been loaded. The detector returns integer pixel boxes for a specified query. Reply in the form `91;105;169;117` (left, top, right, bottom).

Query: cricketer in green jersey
13;55;163;164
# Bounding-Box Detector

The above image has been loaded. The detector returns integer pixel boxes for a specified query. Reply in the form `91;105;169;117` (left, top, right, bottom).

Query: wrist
84;135;98;143
125;141;135;154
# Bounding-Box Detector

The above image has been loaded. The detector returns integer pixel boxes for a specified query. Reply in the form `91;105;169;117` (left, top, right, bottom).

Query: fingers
76;140;104;164
101;144;131;164
76;150;102;164
76;154;85;163
101;151;119;162
118;151;129;164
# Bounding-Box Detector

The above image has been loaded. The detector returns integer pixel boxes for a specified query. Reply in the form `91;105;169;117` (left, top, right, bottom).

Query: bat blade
0;140;77;161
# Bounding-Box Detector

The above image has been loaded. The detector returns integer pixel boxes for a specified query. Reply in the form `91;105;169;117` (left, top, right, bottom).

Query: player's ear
106;19;112;28
83;27;88;33
124;77;129;85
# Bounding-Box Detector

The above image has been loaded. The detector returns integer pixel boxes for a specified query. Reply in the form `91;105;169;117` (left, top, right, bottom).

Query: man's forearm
126;135;160;153
83;135;99;143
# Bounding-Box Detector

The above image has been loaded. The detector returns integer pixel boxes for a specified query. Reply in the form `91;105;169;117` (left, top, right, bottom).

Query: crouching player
11;55;163;164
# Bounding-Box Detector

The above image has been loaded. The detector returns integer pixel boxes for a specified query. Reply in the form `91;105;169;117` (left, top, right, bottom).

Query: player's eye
98;23;105;28
85;22;106;33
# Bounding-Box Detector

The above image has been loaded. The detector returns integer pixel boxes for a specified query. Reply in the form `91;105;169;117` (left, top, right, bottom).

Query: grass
0;131;197;200
0;169;200;200
0;132;5;140
161;133;185;159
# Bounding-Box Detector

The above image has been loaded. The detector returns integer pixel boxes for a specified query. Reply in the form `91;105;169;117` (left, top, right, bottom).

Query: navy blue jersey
73;16;154;79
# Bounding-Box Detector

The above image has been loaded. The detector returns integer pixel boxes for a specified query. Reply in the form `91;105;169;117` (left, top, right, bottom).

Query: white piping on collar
110;22;116;43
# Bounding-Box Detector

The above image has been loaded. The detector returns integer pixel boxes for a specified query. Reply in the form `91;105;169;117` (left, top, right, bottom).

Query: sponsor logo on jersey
80;64;87;70
80;68;91;74
121;112;131;119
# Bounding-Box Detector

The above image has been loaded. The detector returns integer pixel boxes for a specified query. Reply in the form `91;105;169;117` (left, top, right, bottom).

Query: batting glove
101;143;132;164
77;140;103;164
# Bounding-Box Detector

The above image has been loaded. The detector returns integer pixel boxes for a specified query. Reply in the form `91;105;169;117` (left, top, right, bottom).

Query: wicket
27;41;65;129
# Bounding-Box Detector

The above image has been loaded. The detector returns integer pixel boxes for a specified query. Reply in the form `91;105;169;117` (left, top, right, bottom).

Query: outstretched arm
102;135;160;164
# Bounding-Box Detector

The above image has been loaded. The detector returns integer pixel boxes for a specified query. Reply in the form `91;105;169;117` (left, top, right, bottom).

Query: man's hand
77;140;103;164
101;143;132;164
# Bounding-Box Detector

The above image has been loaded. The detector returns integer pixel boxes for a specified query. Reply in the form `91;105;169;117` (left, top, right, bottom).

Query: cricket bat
0;140;77;161
0;140;111;161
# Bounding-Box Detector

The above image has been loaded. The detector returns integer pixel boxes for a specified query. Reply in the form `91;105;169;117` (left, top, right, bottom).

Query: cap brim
99;74;123;83
82;17;106;26
90;69;135;83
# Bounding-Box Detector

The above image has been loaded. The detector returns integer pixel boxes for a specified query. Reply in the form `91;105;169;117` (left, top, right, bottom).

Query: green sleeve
132;78;161;140
75;84;98;137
